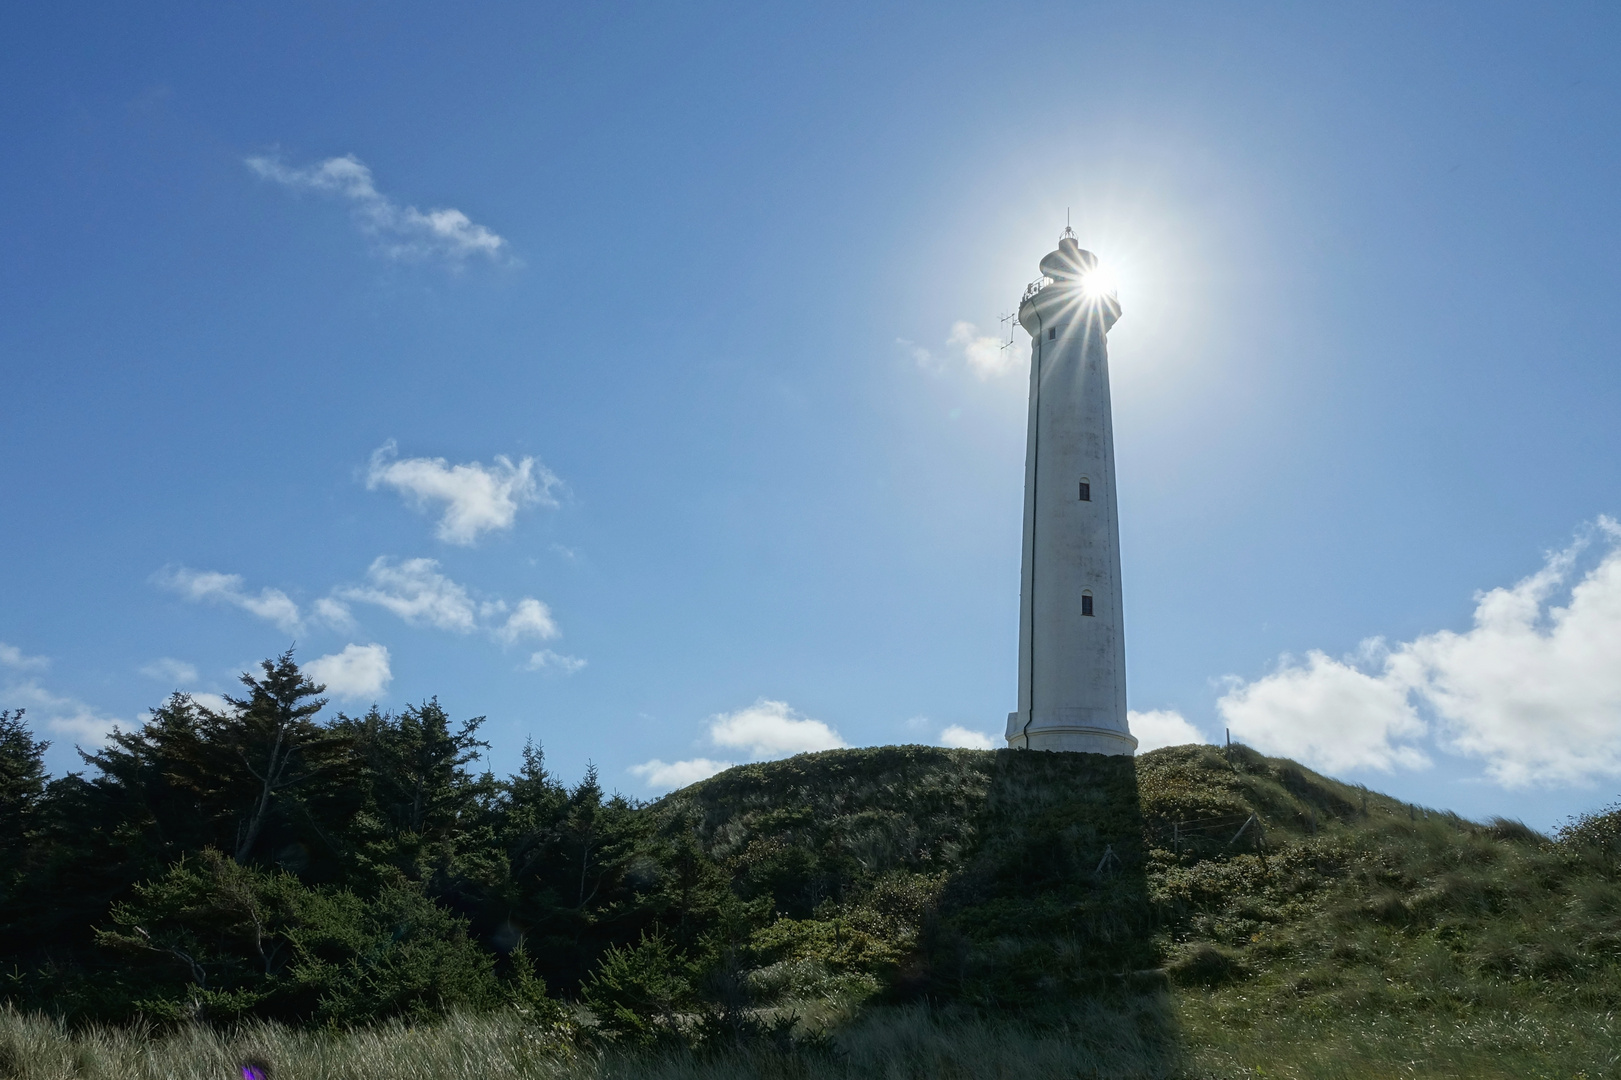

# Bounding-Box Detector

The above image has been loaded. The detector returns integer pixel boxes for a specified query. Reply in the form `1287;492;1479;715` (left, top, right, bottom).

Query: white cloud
335;558;573;660
140;657;199;685
188;692;235;714
497;598;560;644
0;643;48;671
708;699;848;757
1129;709;1212;752
897;337;943;374
0;680;120;747
312;597;355;629
306;643;392;701
629;758;734;790
1217;519;1621;788
156;567;302;633
949;321;1016;379
366;441;560;546
246;154;509;265
339;557;478;631
1218;650;1430;773
938;724;996;750
526;649;586;675
1402;520;1621;787
631;698;847;791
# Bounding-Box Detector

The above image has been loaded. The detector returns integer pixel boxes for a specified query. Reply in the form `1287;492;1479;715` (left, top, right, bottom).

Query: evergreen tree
0;709;48;901
79;652;358;872
222;651;351;863
334;700;500;895
492;739;570;922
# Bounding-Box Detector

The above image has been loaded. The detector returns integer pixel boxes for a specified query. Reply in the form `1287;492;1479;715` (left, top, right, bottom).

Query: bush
94;850;539;1025
580;933;697;1044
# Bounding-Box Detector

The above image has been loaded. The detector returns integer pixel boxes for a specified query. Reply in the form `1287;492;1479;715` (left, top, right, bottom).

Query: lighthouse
1005;229;1137;755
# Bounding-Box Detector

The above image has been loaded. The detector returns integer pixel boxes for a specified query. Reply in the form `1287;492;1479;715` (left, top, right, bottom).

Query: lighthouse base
1005;712;1137;755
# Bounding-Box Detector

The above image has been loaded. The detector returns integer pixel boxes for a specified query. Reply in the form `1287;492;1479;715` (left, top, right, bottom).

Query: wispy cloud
1219;518;1621;787
139;657;199;685
312;597;355;629
153;554;576;673
494;598;560;644
897;338;943;374
1;679;121;747
950;321;1016;379
337;558;579;668
246;154;510;266
526;649;586;675
339;557;478;632
0;643;49;672
366;441;560;546
306;643;392;701
156;567;303;634
906;323;1018;380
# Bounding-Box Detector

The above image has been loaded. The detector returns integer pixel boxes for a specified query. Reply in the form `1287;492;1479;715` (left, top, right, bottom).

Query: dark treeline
0;652;1168;1039
0;651;692;1026
33;652;1604;1052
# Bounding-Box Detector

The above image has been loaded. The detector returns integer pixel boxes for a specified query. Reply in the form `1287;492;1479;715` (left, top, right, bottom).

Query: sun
1078;262;1118;299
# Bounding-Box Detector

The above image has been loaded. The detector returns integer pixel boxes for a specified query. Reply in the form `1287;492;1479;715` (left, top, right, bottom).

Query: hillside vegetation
2;655;1619;1077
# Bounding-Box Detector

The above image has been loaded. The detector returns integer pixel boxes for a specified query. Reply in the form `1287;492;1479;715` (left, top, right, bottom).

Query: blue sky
3;2;1619;828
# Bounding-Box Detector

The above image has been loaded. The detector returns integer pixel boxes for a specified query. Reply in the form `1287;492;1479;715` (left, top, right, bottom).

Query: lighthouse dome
1039;236;1098;282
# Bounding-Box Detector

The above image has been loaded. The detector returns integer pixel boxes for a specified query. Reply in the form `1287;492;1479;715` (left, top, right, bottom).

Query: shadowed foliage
2;655;1620;1077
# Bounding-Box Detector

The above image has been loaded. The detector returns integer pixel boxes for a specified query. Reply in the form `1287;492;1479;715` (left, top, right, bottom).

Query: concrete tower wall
1005;237;1136;755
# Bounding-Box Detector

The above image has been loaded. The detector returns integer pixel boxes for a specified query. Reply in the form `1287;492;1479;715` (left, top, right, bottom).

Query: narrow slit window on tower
1048;327;1057;340
1078;478;1091;501
1081;590;1094;617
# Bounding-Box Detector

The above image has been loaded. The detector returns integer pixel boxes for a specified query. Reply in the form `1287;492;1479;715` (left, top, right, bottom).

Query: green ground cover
2;657;1619;1076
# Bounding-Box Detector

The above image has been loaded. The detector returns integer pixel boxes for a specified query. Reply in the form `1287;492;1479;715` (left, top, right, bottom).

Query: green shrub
580;933;697;1045
94;849;540;1025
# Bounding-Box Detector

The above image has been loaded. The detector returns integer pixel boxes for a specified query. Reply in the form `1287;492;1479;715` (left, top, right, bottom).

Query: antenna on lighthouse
998;310;1017;352
1062;208;1077;242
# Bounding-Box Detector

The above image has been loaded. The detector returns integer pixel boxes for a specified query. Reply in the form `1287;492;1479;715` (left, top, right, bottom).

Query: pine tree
501;739;569;880
335;700;498;890
0;709;48;895
80;652;357;869
224;651;346;862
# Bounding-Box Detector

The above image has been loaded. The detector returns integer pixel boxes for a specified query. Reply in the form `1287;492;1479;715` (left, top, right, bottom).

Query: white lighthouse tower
1005;229;1137;755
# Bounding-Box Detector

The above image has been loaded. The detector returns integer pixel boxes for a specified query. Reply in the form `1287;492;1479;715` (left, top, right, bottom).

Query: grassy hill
639;742;1620;1076
4;742;1619;1079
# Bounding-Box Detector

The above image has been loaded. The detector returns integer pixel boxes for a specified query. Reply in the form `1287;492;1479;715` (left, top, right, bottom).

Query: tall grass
0;1002;1180;1080
5;996;1615;1079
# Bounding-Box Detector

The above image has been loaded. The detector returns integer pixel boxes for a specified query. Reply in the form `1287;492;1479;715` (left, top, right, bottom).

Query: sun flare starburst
1078;263;1118;299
